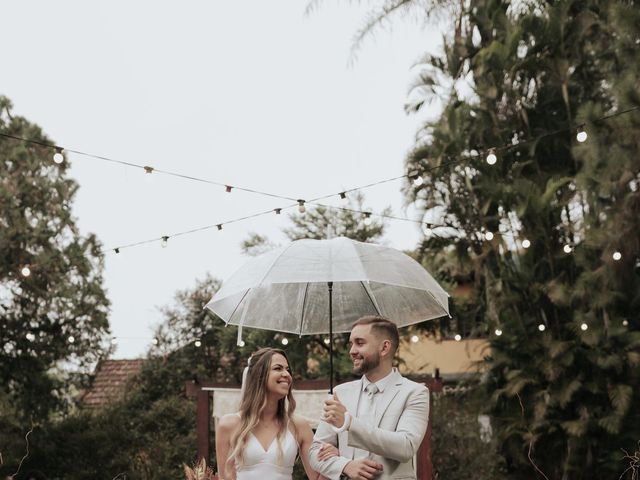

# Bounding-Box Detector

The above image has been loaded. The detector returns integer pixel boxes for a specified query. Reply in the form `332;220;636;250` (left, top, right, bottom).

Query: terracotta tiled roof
82;359;145;408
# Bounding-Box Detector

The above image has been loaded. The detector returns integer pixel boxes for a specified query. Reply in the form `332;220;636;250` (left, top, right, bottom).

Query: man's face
348;324;381;375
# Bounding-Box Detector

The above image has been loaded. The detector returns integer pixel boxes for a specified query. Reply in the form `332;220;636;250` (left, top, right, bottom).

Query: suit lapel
374;370;403;426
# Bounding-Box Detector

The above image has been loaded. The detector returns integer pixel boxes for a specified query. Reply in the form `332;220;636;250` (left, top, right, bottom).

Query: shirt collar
362;367;397;394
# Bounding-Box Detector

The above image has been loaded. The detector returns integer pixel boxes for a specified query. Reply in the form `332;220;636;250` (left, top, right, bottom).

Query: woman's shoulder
291;415;313;438
217;412;242;432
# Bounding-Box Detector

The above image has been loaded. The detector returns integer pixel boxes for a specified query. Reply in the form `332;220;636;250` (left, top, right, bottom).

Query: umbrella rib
298;282;310;337
360;281;382;316
226;289;251;325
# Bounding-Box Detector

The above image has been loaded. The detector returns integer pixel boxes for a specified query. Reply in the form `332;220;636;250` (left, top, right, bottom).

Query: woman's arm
215;414;240;480
295;417;339;480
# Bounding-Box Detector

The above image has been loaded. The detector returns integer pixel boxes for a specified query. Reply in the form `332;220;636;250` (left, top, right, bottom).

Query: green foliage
399;0;640;477
0;96;111;421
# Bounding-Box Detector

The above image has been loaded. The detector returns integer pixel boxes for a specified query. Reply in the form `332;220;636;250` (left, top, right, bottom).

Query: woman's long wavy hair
226;348;297;471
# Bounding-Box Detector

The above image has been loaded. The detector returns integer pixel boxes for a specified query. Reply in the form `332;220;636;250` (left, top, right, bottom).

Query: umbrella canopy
205;236;449;335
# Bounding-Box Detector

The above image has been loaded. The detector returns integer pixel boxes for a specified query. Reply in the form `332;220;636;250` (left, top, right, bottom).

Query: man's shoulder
398;374;430;394
334;379;361;392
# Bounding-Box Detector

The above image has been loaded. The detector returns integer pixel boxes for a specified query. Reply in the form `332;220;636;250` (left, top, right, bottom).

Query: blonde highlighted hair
226;348;297;471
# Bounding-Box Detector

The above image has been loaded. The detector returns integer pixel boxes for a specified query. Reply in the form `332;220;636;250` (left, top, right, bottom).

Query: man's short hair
352;315;399;354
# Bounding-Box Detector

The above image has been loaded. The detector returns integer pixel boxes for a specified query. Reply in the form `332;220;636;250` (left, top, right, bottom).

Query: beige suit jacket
309;370;429;480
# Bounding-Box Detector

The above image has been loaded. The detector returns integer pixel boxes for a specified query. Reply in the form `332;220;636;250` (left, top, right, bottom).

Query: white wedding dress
235;429;298;480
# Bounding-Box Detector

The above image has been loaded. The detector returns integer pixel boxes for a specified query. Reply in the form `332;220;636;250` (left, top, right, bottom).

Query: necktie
354;383;379;459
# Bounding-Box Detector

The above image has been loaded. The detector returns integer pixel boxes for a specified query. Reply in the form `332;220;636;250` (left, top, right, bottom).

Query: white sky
4;1;443;358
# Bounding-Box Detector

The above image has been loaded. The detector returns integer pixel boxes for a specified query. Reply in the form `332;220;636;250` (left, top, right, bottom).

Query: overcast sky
4;1;443;359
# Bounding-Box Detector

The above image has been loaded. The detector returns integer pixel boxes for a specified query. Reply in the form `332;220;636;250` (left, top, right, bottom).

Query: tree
400;0;640;477
0;96;111;421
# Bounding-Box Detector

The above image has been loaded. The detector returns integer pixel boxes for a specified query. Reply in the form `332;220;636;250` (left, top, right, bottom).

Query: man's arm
347;385;429;462
309;420;350;480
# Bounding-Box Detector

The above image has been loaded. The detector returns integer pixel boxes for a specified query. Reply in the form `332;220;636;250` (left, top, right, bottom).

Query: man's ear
380;339;392;357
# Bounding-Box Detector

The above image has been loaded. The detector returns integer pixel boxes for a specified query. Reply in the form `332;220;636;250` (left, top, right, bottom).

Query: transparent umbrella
205;236;449;391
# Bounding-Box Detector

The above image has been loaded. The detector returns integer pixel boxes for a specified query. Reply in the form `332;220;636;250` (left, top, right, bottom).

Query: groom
309;316;429;480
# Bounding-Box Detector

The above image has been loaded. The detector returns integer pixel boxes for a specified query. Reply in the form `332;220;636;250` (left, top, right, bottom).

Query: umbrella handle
328;281;333;394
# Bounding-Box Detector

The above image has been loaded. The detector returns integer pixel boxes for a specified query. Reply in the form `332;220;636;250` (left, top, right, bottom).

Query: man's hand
317;442;339;461
342;459;383;479
323;393;348;428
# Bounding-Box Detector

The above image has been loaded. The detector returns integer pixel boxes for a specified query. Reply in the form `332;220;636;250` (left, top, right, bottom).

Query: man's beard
353;352;380;375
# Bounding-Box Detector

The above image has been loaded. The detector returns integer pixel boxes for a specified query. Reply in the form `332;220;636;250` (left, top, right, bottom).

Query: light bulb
111;338;118;345
576;128;588;143
297;200;306;213
281;338;289;346
239;340;246;347
580;323;588;331
612;251;622;261
622;320;629;327
195;340;202;347
495;329;503;336
274;208;282;215
563;244;572;254
21;266;31;277
161;236;168;248
486;150;497;165
363;213;372;226
538;324;546;332
339;192;347;200
522;239;531;249
53;149;64;164
413;176;424;186
217;224;223;231
225;185;232;193
485;231;494;241
152;338;159;345
323;337;330;345
68;336;75;344
410;335;419;343
454;334;462;342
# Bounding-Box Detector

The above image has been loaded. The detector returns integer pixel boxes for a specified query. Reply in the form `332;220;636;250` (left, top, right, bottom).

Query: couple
215;316;430;480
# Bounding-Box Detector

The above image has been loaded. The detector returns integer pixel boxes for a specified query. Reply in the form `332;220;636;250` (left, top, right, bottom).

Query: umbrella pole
328;281;333;394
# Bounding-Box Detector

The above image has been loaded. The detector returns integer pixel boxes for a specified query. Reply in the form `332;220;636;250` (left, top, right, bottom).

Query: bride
215;348;337;480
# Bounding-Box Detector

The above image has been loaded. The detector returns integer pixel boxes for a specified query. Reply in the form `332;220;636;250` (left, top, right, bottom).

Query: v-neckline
251;432;278;453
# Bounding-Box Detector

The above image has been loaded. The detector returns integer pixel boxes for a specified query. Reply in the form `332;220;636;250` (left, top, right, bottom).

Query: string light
339;192;347;200
225;185;232;193
281;338;289;345
495;329;503;336
486;149;497;165
274;208;282;215
538;324;546;332
161;236;169;248
216;224;223;231
563;244;573;254
410;335;419;343
238;340;246;347
195;340;202;347
413;175;424;186
68;336;75;344
143;166;154;174
363;212;372;226
152;338;159;345
580;323;588;331
110;338;118;345
454;334;462;342
53;147;64;164
20;266;31;277
297;200;306;214
576;126;588;143
114;248;120;254
323;337;330;345
622;320;629;327
484;231;494;241
522;239;531;249
612;251;622;261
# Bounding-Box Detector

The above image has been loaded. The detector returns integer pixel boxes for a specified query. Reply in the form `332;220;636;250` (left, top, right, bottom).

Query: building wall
398;338;489;376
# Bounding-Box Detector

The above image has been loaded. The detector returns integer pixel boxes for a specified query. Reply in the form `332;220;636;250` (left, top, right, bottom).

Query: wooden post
416;374;443;480
196;388;211;462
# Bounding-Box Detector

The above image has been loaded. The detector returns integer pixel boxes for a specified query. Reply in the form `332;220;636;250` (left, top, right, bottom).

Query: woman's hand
317;442;339;461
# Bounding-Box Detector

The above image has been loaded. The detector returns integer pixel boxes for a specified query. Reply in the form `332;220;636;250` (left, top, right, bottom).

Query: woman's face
266;353;292;397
